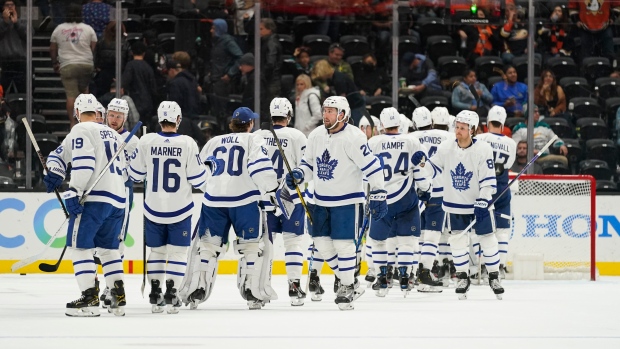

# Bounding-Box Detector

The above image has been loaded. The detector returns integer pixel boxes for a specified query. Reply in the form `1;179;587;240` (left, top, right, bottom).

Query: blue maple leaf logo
450;162;473;192
316;149;338;181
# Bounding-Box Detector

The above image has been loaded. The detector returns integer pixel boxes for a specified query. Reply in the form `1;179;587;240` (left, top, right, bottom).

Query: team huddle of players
41;92;515;316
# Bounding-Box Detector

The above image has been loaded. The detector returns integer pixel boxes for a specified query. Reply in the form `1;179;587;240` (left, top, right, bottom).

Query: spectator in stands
233;0;253;36
510;140;543;174
50;0;70;26
0;0;27;94
534;69;568;121
355;53;388;101
167;51;201;120
491;65;527;117
512;105;568;166
327;43;354;80
94;21;130;98
537;5;574;61
174;0;211;54
399;53;441;97
569;0;619;63
236;52;255;109
451;69;493;115
500;4;529;64
293;46;313;77
208;18;243;117
122;41;157;125
50;4;97;128
457;9;502;66
611;69;620;79
293;74;322;136
81;0;112;39
259;18;282;122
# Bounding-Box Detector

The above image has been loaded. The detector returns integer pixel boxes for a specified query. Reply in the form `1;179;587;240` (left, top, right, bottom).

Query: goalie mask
158;101;182;128
270;97;293;123
73;94;98;122
322;96;350;130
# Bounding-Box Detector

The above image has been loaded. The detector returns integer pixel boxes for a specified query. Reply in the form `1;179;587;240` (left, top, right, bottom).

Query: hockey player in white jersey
190;107;279;310
128;101;210;314
95;102;106;124
475;106;516;280
255;98;309;306
425;110;504;299
43;94;128;316
285;96;387;310
367;107;431;296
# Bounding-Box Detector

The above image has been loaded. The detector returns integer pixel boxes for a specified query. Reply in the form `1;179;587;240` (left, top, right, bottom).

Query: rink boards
1;192;620;275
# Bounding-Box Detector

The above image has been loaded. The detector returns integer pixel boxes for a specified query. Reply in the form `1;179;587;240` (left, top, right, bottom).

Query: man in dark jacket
236;52;255;110
259;18;282;122
122;41;157;125
208;18;242;117
0;0;27;93
167;51;201;120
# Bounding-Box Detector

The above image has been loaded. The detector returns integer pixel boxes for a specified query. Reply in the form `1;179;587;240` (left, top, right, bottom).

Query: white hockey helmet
270;97;293;119
399;114;413;134
322;96;350;120
157;101;182;126
455;110;479;132
431;106;450;126
107;98;130;117
74;94;98;120
487;105;507;125
412;106;432;129
379;107;400;129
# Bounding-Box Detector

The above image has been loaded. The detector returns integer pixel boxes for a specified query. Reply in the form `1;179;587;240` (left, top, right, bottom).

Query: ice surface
1;275;619;349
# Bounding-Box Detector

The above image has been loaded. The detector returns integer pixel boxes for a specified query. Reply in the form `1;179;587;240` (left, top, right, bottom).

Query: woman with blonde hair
294;74;322;136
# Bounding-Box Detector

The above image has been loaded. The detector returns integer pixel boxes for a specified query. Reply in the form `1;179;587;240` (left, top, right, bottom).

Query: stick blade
39;263;59;273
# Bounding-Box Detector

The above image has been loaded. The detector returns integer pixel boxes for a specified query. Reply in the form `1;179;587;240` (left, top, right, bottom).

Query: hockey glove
417;188;431;202
62;190;84;216
285;168;304;190
264;187;282;216
473;199;490;222
205;155;224;176
369;189;388;221
125;178;133;189
43;171;64;193
412;151;426;166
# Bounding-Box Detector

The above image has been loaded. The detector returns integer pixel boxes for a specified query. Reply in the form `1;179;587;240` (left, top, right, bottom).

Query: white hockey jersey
368;133;430;204
200;132;278;208
476;132;516;192
128;132;209;224
254;125;307;206
299;123;384;207
119;128;139;170
410;129;454;198
430;138;497;214
46;122;126;209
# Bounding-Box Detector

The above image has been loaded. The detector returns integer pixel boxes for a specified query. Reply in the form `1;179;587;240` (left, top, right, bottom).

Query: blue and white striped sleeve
185;140;210;192
68;133;96;196
248;135;278;193
350;133;384;191
46;139;70;179
127;141;147;183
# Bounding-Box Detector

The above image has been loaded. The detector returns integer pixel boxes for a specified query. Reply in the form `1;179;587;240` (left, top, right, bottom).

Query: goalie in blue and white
188;107;280;310
285;96;387;310
128;101;210;314
255;98;309;306
476;106;516;281
426;110;504;299
43;94;127;317
367;107;431;296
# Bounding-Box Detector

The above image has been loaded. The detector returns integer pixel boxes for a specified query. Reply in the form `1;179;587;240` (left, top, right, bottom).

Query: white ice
1;274;619;349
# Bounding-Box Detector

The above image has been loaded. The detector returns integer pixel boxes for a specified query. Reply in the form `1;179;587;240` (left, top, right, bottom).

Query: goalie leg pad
448;231;470;273
235;241;269;301
96;248;124;287
71;248;97;292
479;233;500;273
283;232;304;281
179;239;223;308
147;246;167;287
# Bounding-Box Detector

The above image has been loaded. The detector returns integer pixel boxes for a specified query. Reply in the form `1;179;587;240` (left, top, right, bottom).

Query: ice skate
386;266;394;288
439;259;451;287
499;264;507;281
188;288;206;310
288;279;306;306
333;275;341;293
108;280;126;316
244;289;262;310
373;266;389;297
352;277;365;300
416;267;443;293
65;287;100;317
149;280;165;313
334;284;355;310
100;287;111;309
398;267;414;297
489;271;504;300
365;268;376;287
431;260;440;279
308;269;324;301
164;280;181;314
455;272;470;300
472;265;489;285
449;261;457;284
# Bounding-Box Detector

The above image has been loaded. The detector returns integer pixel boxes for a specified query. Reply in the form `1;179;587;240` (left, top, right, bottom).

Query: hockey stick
354;190;371;277
11;121;143;273
141;125;147;297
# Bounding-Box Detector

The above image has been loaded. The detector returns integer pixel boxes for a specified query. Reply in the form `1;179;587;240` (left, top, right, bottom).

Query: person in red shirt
569;0;620;62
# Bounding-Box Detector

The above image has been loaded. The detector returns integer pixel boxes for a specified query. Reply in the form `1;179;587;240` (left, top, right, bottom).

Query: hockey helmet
487;105;507;125
379;107;400;129
74;94;98;120
322;96;350;121
399;114;413;134
411;106;432;129
270;98;293;119
107;98;130;117
431;106;450;126
455;110;479;131
158;101;182;126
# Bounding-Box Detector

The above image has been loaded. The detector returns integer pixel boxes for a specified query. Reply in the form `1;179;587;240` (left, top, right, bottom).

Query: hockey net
508;175;596;281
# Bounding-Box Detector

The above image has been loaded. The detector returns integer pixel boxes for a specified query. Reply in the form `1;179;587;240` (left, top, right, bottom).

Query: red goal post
507;174;596;281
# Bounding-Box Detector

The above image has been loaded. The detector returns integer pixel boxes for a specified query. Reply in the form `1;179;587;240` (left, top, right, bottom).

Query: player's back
254;126;307;180
200;132;276;207
410;128;453;199
476;132;516;187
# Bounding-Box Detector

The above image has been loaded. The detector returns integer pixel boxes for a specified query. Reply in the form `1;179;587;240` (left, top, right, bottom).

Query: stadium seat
120;0;136;10
426;36;455;66
474;56;503;84
437;56;467;80
540;160;571;175
149;14;176;35
513;55;541;83
281;74;295;96
292;16;317;46
346;56;364;75
399;36;422;57
581;57;612;84
126;32;143;46
546;56;577;81
420;95;449;111
487;75;504;90
448;76;462;91
586;139;617;171
303;35;331;56
367;96;392;117
123;14;143;33
579;159;612;180
340;35;370;58
559;77;592;101
595;77;620;100
157;33;175;54
141;0;173;18
309;55;328;64
504;117;523;131
569;97;601;120
15;114;46;152
596;180;618;192
576;117;608;141
417;17;449;46
281;56;297;76
563;138;583;167
34;134;60;159
5;94;27;116
0;176;17;189
546;117;575;139
278;35;295;56
198;115;221;135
